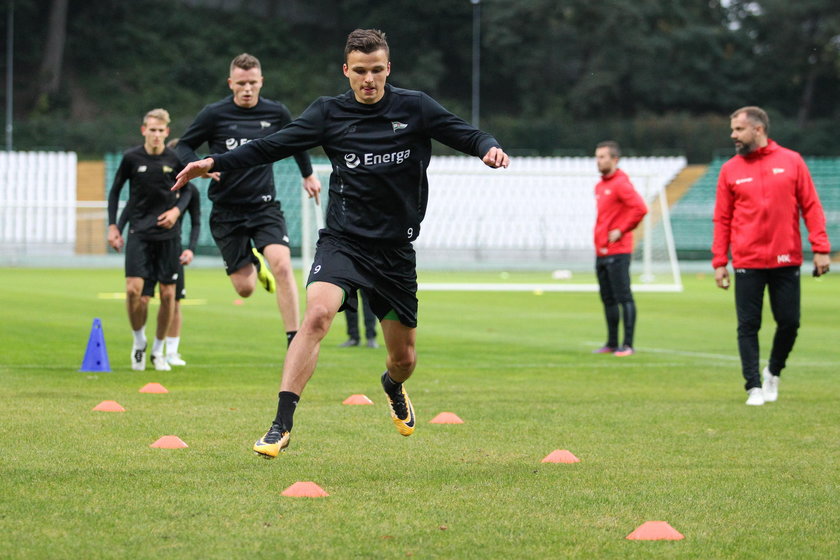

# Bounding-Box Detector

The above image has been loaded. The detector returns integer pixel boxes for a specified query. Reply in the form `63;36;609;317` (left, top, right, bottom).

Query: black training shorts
125;235;181;285
210;202;289;275
307;230;418;328
143;263;186;300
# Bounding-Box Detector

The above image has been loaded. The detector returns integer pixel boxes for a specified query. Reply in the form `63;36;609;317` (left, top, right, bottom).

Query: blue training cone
80;318;111;372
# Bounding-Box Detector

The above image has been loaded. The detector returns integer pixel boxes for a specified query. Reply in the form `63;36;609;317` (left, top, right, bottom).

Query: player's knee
389;347;417;373
302;304;335;337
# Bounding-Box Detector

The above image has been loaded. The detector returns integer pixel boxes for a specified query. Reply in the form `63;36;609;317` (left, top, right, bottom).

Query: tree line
4;0;839;162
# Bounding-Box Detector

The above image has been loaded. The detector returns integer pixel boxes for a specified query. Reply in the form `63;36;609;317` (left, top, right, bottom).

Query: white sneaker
745;387;765;406
762;367;779;402
131;346;147;371
166;353;186;367
151;353;172;371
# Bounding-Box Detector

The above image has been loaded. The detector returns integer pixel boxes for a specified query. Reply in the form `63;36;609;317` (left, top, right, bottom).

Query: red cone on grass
92;400;125;412
626;521;684;540
541;449;580;463
139;382;168;393
150;435;188;449
281;481;329;497
343;394;373;405
429;412;464;424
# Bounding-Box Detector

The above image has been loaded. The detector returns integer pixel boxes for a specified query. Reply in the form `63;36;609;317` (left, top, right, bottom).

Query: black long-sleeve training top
175;96;313;207
107;146;192;241
208;84;501;243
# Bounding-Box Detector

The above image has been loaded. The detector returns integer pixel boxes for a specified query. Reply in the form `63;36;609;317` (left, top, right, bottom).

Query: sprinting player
119;180;201;367
175;53;322;348
173;29;510;458
713;106;831;406
107;108;193;371
591;141;647;357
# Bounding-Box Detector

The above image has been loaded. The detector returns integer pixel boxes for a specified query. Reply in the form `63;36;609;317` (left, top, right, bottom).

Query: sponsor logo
392;121;408;132
345;153;361;169
261;195;272;202
162;165;173;174
735;268;746;274
735;177;753;185
777;254;791;263
138;165;148;173
772;168;785;175
282;235;290;243
226;138;251;150
260;121;271;129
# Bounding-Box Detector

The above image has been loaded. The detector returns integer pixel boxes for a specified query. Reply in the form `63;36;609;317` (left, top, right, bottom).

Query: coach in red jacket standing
713;106;831;406
592;141;648;357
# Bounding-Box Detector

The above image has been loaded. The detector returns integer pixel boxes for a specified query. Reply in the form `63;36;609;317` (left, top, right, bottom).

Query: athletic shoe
151;352;171;371
252;247;276;293
762;367;779;402
381;373;415;437
131;345;147;371
366;338;380;349
339;338;360;348
253;424;290;459
592;346;617;354
614;345;635;357
166;353;187;367
745;387;765;406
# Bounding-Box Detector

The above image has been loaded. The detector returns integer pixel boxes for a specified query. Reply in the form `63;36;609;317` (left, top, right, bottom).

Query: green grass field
1;267;838;559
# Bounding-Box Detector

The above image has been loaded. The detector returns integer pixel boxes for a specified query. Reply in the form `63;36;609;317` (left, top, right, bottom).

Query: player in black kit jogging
173;29;510;458
175;53;322;347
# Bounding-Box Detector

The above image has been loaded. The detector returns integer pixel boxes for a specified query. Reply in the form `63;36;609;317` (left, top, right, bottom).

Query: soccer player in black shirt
108;108;193;372
174;29;510;458
175;53;322;347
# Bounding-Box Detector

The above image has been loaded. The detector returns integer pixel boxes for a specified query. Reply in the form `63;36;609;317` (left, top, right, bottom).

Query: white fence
1;151;78;256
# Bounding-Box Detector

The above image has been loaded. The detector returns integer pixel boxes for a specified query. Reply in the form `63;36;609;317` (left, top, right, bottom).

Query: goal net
300;156;685;292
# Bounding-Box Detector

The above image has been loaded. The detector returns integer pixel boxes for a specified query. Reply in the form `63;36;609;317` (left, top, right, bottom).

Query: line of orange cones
93;389;683;541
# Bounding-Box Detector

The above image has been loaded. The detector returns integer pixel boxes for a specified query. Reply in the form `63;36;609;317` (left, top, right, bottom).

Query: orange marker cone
150;435;188;449
139;382;169;393
92;400;125;412
541;449;580;463
429;412;464;424
281;481;329;498
626;521;684;540
233;299;244;305
343;394;373;405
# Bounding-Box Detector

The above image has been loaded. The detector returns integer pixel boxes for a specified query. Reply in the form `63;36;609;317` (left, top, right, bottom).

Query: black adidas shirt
209;84;500;243
175;96;314;206
107;146;192;241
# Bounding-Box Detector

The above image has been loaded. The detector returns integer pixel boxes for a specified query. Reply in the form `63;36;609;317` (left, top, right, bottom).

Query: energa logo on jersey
226;138;252;150
344;149;411;169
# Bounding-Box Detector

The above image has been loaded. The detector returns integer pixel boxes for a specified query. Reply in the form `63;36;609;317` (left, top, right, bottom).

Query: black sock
286;331;297;347
381;371;402;397
273;391;299;432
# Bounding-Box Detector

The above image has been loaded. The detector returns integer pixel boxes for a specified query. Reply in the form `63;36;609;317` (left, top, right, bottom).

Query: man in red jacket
592;141;648;356
713;106;831;406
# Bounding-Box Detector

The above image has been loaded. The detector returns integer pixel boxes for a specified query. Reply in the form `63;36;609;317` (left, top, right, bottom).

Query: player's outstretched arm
173;158;214;191
482;147;510;169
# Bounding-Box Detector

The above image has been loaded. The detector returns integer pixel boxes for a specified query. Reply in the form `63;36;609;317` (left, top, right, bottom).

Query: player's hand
180;249;194;265
204;171;221;182
157;207;181;229
107;224;124;252
714;266;730;290
173;158;214;191
608;229;622;243
813;253;831;277
303;174;322;205
482;147;510;169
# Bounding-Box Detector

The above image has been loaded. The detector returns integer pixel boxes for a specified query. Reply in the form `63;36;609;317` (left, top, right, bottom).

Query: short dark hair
344;28;389;61
230;53;261;74
730;106;769;133
596;141;621;158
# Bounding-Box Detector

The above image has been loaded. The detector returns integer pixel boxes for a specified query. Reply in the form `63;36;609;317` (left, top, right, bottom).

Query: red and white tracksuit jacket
712;140;830;269
594;168;648;256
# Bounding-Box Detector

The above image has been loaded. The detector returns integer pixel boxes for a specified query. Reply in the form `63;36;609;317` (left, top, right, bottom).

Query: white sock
152;337;165;355
133;328;146;349
166;336;180;356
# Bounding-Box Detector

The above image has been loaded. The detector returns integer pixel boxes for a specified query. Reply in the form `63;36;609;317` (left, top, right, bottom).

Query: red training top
594;168;648;256
712;140;830;269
